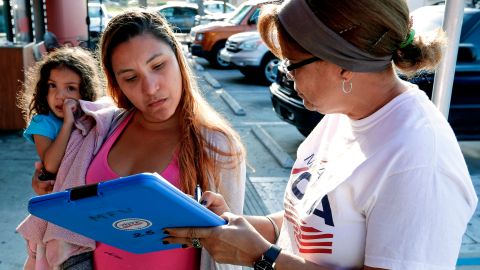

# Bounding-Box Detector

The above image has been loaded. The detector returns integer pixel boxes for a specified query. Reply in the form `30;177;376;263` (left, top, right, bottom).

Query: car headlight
238;40;261;51
196;33;204;41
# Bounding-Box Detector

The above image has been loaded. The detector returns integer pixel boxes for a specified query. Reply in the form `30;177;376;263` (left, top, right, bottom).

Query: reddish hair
99;10;245;195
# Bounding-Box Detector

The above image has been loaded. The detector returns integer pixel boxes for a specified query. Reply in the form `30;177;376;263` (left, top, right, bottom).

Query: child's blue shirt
23;112;63;144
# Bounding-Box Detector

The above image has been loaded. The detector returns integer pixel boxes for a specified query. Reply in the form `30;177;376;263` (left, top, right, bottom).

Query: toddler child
19;47;101;179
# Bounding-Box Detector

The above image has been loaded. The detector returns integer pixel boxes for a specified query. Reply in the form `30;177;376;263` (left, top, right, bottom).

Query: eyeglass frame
281;56;321;80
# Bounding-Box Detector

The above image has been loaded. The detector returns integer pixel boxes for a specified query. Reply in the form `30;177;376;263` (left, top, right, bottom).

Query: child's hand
32;162;54;195
63;99;80;125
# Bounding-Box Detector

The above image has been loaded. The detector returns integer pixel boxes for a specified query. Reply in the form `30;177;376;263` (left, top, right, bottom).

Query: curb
244;176;270;216
187;58;204;72
203;72;222;89
252;125;294;168
219;90;246;116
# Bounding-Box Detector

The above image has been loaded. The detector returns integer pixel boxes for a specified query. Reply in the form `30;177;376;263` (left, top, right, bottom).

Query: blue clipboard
28;173;226;254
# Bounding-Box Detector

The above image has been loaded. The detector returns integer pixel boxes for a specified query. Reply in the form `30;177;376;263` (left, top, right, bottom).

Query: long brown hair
19;47;100;122
99;10;245;195
258;0;445;76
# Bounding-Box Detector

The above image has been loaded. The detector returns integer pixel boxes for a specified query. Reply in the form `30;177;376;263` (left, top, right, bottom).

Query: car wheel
259;54;280;85
209;42;230;69
239;67;256;77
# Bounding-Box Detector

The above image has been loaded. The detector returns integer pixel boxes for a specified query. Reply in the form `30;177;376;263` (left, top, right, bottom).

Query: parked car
150;3;199;33
189;0;271;68
88;3;111;38
270;65;324;137
220;31;279;84
203;0;236;14
150;1;235;34
195;1;236;24
270;5;480;139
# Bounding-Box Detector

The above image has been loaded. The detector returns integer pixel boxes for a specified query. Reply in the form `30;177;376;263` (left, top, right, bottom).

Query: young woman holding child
19;10;246;270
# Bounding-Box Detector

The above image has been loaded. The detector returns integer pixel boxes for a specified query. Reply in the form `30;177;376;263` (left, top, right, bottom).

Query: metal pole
86;0;90;49
99;0;103;38
431;0;464;118
4;0;14;42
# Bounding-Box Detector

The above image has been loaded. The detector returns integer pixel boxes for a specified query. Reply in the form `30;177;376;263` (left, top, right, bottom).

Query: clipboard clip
69;183;99;201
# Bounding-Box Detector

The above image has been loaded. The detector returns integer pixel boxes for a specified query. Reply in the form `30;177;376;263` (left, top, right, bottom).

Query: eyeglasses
281;56;320;81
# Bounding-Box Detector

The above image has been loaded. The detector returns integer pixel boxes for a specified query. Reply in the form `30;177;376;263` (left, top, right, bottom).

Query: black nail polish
181;244;188;248
162;240;169;244
163;229;169;235
200;200;207;206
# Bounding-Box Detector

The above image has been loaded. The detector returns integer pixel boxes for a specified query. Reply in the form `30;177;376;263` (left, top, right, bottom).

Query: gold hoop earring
342;79;353;94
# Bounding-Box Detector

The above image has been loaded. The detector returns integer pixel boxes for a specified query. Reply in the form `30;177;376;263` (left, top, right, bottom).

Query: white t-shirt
277;87;478;270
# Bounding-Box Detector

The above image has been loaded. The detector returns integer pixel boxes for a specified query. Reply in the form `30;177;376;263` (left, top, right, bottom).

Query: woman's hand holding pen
199;191;231;215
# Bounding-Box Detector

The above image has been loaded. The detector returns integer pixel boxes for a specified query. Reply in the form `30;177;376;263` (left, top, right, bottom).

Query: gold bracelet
265;216;279;243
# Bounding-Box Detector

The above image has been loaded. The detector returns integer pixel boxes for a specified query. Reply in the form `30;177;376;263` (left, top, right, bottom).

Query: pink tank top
85;112;200;270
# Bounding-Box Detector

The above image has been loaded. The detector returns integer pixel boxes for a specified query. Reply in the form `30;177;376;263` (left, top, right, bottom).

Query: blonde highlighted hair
258;0;446;76
99;10;245;195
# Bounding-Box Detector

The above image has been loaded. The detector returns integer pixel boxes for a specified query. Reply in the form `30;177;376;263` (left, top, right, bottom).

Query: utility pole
196;0;205;16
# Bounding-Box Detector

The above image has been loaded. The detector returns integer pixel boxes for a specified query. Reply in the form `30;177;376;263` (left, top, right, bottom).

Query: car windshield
228;4;252;25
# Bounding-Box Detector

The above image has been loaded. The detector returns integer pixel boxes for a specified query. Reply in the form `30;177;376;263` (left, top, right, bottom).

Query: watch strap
263;244;282;264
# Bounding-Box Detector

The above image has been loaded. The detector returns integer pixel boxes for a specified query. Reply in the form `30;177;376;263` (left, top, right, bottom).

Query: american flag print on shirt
285;159;335;255
284;197;334;254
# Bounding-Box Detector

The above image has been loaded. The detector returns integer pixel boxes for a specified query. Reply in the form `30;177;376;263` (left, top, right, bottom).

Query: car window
460;12;480;45
228;4;252;25
0;5;5;34
160;7;174;17
462;23;480;46
204;3;217;12
205;3;234;13
178;7;197;16
225;5;235;12
248;8;261;24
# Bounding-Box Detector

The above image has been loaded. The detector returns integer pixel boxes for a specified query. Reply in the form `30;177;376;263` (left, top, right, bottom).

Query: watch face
253;259;274;270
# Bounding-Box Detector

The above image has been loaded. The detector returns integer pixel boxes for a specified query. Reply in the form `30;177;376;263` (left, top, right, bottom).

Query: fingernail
162;240;169;244
163;229;169;235
181;244;188;248
200;200;207;206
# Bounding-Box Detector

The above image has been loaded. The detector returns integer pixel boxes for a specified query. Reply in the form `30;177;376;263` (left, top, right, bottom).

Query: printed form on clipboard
28;172;226;254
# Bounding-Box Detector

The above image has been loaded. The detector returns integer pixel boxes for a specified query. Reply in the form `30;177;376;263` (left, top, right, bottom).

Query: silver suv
220;31;279;84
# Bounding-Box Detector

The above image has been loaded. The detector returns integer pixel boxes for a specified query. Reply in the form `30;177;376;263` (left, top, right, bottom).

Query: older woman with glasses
165;0;478;269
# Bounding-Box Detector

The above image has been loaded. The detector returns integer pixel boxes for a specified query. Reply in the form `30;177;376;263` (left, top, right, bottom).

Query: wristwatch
253;244;282;270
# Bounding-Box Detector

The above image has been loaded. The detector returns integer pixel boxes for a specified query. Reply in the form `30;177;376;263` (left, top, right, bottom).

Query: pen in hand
194;184;202;203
